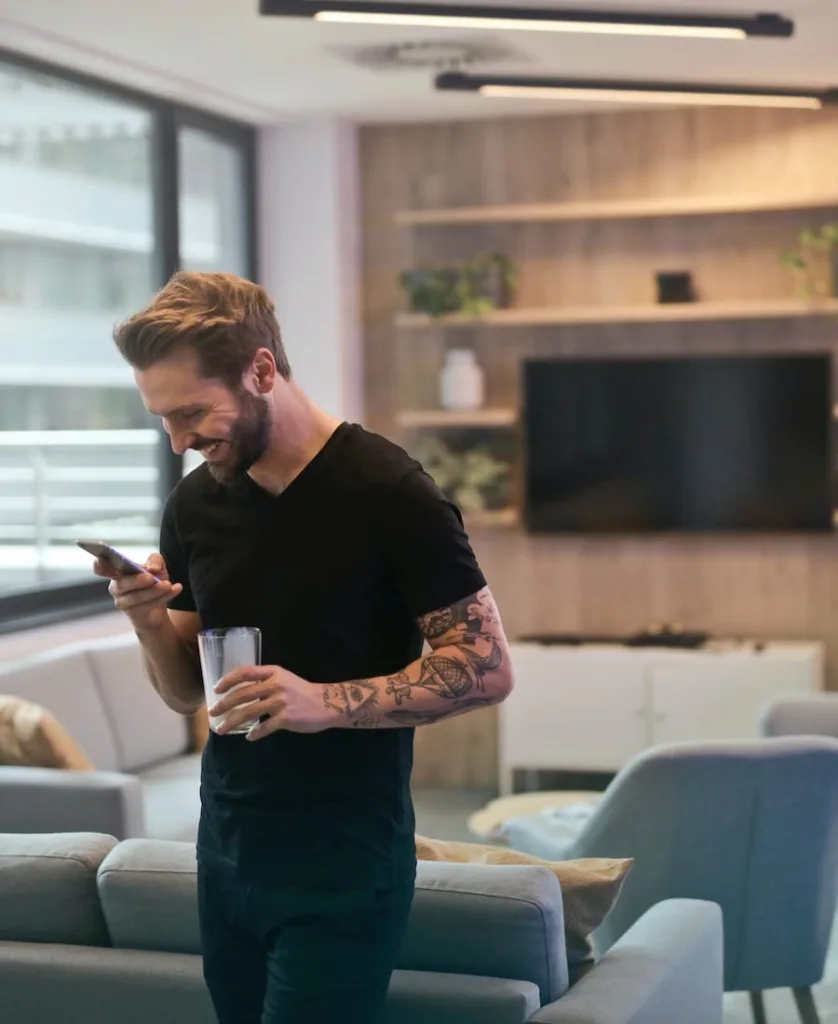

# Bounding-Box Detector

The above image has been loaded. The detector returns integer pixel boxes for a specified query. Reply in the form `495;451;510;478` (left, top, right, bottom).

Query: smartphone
76;540;162;583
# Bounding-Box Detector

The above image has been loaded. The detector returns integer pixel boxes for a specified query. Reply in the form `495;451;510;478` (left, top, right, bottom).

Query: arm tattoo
322;587;509;729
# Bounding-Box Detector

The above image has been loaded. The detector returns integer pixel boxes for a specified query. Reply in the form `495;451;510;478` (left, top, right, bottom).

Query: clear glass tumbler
198;626;262;735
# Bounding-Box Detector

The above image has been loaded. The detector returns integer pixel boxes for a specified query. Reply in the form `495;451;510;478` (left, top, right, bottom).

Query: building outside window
0;55;255;619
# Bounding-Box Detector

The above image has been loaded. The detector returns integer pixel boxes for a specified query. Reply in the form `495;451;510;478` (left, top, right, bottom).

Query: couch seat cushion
384;970;540;1024
97;838;200;953
402;861;568;1004
0;832;116;945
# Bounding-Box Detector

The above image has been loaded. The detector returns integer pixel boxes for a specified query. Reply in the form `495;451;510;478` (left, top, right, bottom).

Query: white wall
257;119;363;422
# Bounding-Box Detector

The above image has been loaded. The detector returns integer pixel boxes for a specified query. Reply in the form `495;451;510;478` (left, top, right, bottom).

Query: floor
413;786;838;1024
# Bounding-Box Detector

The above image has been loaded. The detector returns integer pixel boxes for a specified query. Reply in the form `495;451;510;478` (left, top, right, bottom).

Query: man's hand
211;665;336;740
96;553;183;633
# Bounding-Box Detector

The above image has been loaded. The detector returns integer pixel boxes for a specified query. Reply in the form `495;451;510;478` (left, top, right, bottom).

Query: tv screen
523;354;834;534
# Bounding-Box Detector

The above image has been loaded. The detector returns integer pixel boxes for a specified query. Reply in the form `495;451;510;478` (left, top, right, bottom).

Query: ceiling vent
330;37;526;72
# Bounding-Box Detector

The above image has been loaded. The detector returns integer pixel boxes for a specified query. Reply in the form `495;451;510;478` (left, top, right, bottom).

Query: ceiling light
259;2;794;39
435;72;836;110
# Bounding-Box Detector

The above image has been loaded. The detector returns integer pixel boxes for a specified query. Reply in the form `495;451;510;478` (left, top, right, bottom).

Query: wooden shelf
395;190;838;227
464;508;519;529
395;298;838;330
397;408;517;428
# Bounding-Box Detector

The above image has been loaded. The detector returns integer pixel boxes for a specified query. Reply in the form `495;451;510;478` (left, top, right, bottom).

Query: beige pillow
0;696;94;770
416;833;632;964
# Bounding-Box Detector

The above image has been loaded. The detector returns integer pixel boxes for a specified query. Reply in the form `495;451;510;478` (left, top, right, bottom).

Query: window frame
0;46;258;634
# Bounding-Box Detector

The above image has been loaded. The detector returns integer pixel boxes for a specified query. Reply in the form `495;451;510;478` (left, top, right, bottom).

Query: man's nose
164;422;194;456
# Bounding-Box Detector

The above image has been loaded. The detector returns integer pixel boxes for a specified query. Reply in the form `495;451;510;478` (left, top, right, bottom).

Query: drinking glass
198;627;261;735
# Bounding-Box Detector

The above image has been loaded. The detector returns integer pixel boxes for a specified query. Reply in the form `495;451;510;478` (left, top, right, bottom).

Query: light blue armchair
498;738;838;1024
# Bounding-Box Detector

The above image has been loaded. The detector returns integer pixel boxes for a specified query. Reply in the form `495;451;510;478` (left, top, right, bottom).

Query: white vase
440;349;484;411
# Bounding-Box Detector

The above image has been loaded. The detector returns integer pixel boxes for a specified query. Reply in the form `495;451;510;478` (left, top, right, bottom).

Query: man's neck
247;383;342;496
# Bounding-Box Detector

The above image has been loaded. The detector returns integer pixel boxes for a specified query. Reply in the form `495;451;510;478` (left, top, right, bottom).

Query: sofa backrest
0;832;117;946
405;860;569;1003
0;646;121;770
85;635;190;771
94;838;569;1005
0;634;190;774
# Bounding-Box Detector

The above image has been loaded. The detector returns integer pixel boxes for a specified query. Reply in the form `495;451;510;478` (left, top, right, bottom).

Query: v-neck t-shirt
159;422;487;886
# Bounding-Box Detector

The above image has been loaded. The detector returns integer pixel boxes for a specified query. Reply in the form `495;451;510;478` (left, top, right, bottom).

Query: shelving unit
395;189;838;227
395;297;838;330
396;408;517;428
393;174;838;531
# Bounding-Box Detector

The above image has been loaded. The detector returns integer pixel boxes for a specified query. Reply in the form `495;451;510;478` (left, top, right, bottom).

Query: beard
201;389;272;486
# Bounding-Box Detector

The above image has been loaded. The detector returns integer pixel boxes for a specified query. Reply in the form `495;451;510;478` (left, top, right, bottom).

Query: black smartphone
76;540;162;583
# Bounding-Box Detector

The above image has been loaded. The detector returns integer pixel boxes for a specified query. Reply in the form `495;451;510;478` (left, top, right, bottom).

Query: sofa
0;634;201;840
0;831;724;1024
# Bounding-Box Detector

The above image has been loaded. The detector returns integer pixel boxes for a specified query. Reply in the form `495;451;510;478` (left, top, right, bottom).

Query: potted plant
781;224;838;298
414;437;511;514
399;264;462;317
455;252;518;317
399;252;517;318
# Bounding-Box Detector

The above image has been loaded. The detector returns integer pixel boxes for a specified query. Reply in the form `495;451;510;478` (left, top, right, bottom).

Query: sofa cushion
0;696;94;770
136;754;202;841
96;838;568;1009
86;636;189;772
401;861;569;1004
0;832;116;946
0;648;120;771
383;970;540;1024
97;839;200;953
416;834;632;967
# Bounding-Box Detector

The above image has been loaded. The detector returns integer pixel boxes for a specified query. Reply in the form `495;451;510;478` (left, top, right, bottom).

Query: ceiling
0;0;835;125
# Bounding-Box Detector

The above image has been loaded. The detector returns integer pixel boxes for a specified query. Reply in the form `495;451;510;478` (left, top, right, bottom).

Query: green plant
399;252;517;318
781;224;838;298
455;252;518;318
398;265;462;318
415;437;510;513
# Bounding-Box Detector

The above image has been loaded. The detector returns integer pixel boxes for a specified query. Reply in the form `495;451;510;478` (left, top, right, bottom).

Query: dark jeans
197;853;416;1024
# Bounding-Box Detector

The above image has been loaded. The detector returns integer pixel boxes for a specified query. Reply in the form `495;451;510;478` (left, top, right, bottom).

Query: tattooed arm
321;587;514;729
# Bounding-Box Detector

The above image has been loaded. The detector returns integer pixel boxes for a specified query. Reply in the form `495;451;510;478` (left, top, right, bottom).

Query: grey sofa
0;634;201;840
0;831;723;1024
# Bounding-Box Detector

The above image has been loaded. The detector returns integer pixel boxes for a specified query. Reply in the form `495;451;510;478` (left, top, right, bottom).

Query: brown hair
113;271;291;386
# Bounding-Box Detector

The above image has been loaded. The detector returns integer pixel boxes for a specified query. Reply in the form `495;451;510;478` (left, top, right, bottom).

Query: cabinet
498;641;823;793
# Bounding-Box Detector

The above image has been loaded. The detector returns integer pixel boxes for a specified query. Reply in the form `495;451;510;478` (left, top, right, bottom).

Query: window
178;126;252;478
0;54;256;626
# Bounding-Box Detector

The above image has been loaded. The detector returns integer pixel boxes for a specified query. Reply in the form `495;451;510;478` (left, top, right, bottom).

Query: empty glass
198;627;262;735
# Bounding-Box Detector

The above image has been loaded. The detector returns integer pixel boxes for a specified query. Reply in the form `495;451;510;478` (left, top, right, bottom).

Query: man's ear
251;348;276;393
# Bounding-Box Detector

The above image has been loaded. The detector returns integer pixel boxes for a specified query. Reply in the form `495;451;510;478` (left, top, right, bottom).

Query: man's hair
113;271;291;387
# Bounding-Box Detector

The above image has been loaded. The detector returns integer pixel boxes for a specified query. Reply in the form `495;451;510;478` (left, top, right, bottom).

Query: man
98;271;514;1024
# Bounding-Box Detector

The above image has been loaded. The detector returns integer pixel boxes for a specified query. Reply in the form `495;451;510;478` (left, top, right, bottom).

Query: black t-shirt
160;422;486;886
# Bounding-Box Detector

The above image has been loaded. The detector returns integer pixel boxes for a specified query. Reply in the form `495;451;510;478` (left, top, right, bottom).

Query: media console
499;639;823;794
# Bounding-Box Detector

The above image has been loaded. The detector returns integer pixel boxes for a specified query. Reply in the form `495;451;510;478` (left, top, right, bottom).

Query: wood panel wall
359;106;838;788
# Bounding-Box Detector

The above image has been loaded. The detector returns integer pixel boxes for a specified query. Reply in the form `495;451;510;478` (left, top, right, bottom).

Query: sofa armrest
761;694;838;739
531;899;723;1024
0;767;145;839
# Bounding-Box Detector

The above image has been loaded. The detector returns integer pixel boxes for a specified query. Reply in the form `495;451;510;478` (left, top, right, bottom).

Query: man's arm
321;586;513;729
137;608;205;716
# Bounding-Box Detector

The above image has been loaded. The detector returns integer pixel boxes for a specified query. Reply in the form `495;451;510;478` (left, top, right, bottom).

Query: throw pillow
0;696;94;770
415;833;632;965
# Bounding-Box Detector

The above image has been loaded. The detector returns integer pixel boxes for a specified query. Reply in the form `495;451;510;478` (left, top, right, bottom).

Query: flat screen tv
523;354;834;534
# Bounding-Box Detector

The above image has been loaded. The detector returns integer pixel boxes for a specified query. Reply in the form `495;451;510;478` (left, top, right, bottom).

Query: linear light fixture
259;1;794;39
435;72;837;110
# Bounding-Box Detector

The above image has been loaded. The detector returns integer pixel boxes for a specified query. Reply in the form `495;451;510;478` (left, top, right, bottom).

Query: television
522;353;834;534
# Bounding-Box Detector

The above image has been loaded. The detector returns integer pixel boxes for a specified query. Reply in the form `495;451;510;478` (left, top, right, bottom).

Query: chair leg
792;987;821;1024
749;991;767;1024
